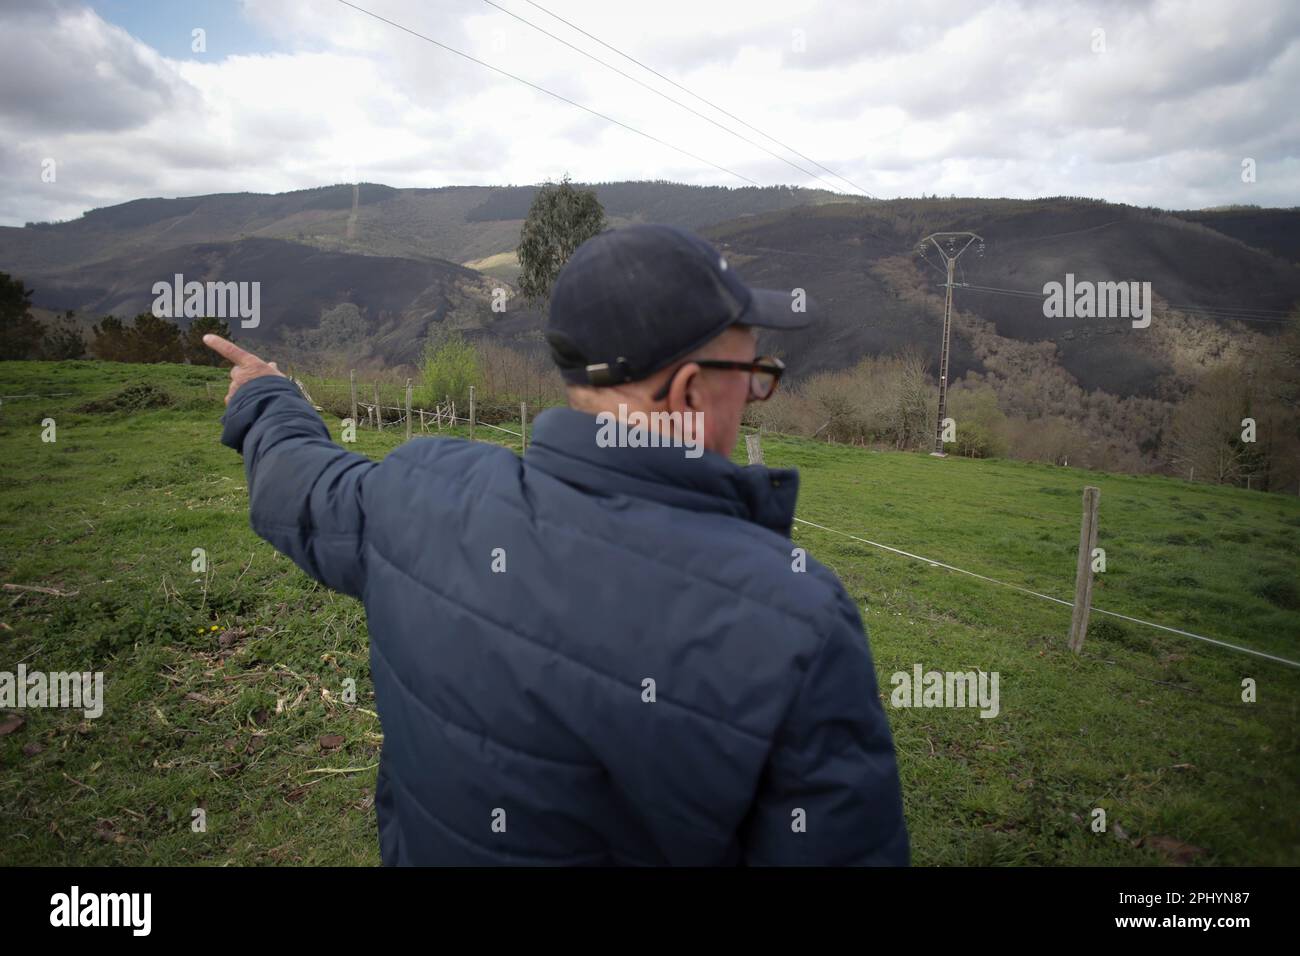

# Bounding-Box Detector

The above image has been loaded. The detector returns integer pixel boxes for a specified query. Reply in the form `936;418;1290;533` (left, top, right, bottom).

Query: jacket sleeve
741;586;910;866
220;375;375;600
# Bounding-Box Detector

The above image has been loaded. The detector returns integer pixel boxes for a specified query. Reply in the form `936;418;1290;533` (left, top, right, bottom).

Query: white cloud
2;0;1298;227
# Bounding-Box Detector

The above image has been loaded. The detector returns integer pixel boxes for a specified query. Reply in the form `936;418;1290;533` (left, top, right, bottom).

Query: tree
126;312;184;363
1009;414;1078;465
517;175;606;303
90;316;132;362
0;272;46;360
90;313;183;363
184;316;232;365
1262;308;1300;412
802;371;867;444
41;310;86;360
947;384;1009;458
891;347;932;450
1168;365;1253;484
421;328;481;406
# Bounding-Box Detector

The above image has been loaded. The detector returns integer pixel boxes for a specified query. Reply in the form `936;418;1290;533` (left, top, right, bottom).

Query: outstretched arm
208;334;376;600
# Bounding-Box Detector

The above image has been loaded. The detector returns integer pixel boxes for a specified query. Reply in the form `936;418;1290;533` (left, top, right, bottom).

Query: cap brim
740;286;816;331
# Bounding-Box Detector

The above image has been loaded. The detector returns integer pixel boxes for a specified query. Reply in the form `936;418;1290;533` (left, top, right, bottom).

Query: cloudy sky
2;0;1298;226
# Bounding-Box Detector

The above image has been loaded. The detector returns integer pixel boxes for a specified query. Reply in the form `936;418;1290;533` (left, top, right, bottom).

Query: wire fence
791;514;1299;669
11;376;1292;669
280;368;567;445
353;400;524;438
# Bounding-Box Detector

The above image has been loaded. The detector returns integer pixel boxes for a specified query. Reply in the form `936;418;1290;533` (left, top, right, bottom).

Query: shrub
421;329;481;406
77;383;175;414
1255;575;1300;610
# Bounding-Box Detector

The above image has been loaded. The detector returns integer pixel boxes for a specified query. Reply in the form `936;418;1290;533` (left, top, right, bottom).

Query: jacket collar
525;407;799;536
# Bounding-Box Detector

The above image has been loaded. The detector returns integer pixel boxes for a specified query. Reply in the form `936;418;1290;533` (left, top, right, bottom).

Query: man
208;224;908;866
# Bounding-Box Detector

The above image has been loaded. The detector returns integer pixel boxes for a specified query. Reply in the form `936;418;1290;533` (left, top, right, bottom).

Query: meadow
1;360;1296;865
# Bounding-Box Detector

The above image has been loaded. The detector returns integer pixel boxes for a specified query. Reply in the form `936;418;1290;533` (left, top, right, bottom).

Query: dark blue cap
545;224;813;386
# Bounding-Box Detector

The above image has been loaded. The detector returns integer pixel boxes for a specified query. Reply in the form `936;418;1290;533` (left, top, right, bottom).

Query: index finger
203;334;260;367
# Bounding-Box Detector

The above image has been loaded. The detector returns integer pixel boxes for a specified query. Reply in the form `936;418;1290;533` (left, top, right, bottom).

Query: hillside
22;236;496;365
1172;207;1300;266
706;198;1300;396
2;181;853;275
4;184;1298;402
1;360;1296;865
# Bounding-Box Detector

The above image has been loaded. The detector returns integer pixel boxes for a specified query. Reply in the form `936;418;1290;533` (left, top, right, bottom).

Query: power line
1162;309;1292;326
522;0;876;199
989;219;1121;247
1168;303;1294;315
957;281;1296;317
1163;303;1294;318
953;283;1295;324
333;0;762;187
985;227;1297;319
954;283;1046;299
915;249;949;278
480;0;863;197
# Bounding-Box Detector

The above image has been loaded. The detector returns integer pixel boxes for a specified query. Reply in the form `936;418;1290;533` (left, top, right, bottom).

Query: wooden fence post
745;433;764;465
349;369;357;426
1068;486;1101;654
468;386;476;441
520;401;528;454
405;378;413;441
204;382;211;402
374;383;382;431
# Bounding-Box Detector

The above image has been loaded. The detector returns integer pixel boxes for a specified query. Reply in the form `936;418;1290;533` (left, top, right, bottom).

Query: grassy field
1;360;1297;865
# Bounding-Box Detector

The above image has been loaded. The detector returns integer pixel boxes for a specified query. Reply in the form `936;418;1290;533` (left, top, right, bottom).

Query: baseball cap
545;224;814;386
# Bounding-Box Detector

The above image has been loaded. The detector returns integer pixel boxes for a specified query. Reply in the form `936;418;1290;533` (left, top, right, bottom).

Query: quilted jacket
221;375;908;865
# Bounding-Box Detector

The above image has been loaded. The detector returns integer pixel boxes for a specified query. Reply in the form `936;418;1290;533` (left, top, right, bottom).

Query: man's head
565;324;771;455
545;225;811;456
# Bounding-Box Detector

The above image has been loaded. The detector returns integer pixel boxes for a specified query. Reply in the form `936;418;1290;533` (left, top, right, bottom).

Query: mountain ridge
4;183;1297;398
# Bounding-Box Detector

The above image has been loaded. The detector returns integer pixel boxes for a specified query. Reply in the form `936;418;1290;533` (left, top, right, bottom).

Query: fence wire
793;516;1300;669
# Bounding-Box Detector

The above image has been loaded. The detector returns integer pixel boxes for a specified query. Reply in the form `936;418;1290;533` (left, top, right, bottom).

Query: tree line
0;272;229;365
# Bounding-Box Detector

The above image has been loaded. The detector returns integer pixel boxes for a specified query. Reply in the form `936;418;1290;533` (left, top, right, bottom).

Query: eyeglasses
651;356;785;402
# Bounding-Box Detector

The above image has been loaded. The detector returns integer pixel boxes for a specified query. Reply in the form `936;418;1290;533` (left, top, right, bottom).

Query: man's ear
667;362;701;413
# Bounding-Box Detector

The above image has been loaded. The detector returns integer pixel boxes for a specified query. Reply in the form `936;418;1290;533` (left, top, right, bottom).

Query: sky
2;0;1298;226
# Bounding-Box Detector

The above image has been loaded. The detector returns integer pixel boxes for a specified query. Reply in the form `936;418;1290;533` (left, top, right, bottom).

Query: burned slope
704;198;1300;397
23;237;495;364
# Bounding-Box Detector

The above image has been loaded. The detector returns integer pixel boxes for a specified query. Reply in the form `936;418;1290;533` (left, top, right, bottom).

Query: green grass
1;361;1297;865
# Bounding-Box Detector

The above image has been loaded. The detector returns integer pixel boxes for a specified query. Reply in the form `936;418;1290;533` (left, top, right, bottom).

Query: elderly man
207;224;908;866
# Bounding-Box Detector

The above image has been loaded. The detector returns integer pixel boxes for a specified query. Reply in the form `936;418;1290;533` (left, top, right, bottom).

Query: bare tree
1168;365;1252;483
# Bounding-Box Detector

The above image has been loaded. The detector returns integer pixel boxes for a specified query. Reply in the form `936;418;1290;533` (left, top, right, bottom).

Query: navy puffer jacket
221;376;908;865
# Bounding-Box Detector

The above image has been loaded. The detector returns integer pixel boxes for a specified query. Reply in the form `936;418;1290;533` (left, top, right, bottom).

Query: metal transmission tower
915;231;984;456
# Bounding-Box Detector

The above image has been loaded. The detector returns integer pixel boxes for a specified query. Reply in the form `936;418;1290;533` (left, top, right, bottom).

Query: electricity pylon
915;231;984;456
